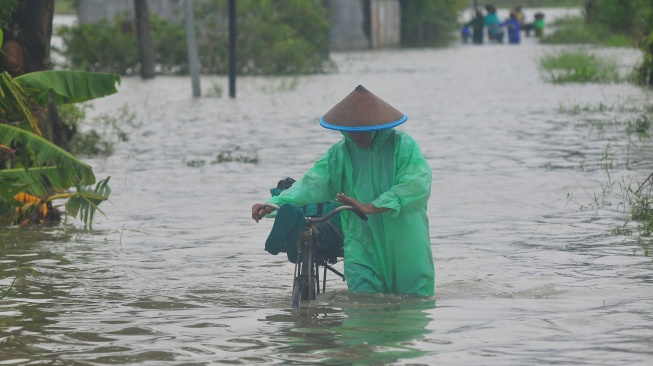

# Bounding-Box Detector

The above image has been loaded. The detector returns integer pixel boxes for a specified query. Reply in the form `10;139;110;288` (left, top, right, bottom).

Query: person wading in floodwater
252;85;435;297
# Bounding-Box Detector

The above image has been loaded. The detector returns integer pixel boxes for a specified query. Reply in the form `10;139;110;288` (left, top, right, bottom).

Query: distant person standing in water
513;6;526;31
501;11;522;44
464;8;486;44
533;12;546;37
484;4;504;43
524;12;546;37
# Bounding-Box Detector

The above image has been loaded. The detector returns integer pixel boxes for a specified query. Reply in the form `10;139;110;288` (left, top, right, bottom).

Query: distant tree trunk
0;0;74;150
134;0;155;79
584;0;600;24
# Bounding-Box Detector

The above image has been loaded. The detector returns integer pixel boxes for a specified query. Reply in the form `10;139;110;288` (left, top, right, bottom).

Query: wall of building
369;0;401;49
326;0;401;51
324;0;369;51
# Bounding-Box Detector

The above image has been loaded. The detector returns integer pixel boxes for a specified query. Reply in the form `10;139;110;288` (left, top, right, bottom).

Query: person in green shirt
252;85;435;297
533;12;546;37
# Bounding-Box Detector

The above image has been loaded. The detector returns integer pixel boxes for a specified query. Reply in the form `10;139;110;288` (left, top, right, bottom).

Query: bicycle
261;203;367;309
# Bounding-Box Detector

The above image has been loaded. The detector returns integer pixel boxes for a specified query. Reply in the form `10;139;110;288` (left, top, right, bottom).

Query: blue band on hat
319;114;408;131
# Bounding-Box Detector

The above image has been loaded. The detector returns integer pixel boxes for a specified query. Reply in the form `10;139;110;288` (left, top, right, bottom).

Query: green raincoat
267;128;434;296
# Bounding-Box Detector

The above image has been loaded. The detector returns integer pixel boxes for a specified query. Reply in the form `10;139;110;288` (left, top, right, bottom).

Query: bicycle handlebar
260;203;368;222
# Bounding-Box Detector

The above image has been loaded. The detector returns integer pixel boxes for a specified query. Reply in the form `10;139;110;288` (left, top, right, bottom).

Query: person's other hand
336;193;362;210
251;203;273;223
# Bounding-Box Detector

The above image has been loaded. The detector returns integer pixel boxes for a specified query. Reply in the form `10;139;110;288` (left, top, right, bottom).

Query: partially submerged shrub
62;104;140;156
539;49;621;83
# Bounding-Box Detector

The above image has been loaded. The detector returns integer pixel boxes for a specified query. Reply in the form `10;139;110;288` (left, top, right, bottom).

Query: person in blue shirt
501;11;521;44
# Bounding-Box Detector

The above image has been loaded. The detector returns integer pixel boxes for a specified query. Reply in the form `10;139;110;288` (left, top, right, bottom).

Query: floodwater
2;8;653;365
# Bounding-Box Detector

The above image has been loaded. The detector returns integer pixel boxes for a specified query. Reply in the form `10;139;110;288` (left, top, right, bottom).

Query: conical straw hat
319;85;407;131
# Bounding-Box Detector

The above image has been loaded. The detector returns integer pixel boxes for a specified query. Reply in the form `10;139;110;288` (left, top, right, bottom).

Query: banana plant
0;124;112;227
0;70;121;227
0;71;40;135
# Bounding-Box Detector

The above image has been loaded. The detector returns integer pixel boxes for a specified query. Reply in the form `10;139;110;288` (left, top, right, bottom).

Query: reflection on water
264;296;435;365
2;7;653;365
327;299;434;364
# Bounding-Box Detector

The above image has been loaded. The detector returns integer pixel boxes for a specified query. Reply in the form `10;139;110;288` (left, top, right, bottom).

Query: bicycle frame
261;203;367;308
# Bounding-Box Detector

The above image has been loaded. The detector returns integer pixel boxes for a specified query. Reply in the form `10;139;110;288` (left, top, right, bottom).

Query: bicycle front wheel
292;278;304;309
292;251;316;308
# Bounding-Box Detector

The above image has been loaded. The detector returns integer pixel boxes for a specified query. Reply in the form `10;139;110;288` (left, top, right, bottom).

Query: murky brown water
2;8;653;365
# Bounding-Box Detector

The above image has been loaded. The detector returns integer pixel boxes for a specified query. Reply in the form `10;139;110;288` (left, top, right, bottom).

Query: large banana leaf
0;124;96;196
14;70;121;106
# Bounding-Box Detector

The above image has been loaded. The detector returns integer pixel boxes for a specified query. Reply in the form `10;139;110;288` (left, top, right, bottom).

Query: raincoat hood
341;129;394;149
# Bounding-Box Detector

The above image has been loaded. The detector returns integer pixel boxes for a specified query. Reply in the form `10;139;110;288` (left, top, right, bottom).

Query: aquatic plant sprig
565;97;653;256
211;150;258;164
0;266;37;300
183;148;259;167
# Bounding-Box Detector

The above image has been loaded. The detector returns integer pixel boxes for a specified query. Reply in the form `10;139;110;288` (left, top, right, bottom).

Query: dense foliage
55;15;186;75
400;0;467;47
634;0;653;85
541;16;634;47
55;0;333;75
195;0;331;74
0;0;19;29
584;0;653;85
585;0;639;35
0;0;19;51
540;0;653;86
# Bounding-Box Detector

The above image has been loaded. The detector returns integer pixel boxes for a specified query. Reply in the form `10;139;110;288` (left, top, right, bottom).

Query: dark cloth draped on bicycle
264;202;344;263
267;128;434;297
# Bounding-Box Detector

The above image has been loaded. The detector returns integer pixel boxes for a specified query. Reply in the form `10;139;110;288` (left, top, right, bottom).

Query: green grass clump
539;49;621;83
